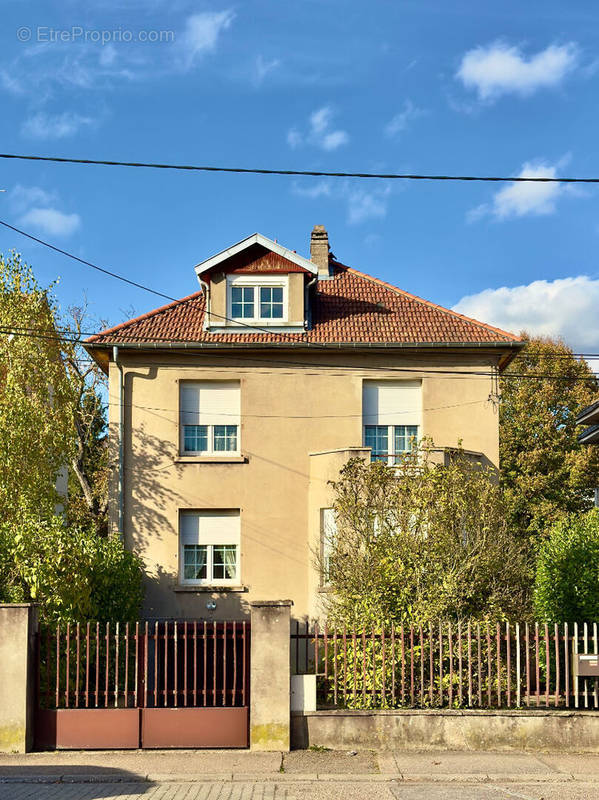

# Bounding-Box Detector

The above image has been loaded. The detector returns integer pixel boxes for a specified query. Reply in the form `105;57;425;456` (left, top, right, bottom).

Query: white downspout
113;345;124;540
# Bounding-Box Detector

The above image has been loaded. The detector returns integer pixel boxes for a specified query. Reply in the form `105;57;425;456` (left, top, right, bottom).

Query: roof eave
576;400;599;426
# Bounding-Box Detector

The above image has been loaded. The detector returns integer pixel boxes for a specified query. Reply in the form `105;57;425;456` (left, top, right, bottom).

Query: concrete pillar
250;600;293;751
0;604;37;753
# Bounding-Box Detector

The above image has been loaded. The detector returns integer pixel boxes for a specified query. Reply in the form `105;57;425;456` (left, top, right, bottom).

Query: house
576;399;599;507
84;226;523;620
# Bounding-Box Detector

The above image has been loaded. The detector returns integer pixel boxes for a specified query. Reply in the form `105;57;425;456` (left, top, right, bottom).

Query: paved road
2;782;599;800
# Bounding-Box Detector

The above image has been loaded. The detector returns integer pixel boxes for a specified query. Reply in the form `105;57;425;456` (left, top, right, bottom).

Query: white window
180;511;240;586
227;276;288;323
321;508;337;585
362;381;421;465
180;381;240;456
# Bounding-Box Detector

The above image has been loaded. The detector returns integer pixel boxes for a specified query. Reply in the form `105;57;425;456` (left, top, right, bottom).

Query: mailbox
573;653;599;678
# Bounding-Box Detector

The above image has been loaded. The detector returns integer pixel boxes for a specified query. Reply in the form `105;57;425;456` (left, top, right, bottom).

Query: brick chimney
310;225;330;278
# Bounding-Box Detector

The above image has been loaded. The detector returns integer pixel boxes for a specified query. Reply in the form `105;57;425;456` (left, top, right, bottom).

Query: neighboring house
84;226;522;620
576;399;599;507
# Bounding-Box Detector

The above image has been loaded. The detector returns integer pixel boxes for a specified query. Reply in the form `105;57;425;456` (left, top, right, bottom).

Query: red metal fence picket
291;620;599;710
37;619;250;711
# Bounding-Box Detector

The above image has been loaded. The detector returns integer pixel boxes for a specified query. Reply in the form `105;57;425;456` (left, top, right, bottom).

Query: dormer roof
194;233;317;279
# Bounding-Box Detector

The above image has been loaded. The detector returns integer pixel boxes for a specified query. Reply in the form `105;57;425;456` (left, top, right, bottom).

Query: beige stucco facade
107;346;504;621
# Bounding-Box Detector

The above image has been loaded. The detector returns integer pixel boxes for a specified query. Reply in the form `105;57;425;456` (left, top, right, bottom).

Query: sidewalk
1;749;599;784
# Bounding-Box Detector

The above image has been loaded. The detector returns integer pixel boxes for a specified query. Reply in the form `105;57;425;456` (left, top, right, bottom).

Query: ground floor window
180;510;240;585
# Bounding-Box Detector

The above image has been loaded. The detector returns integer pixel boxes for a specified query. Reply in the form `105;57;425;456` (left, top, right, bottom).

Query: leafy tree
318;445;530;628
0;253;109;532
534;511;599;622
0;252;76;518
500;335;599;541
62;305;109;535
0;513;143;624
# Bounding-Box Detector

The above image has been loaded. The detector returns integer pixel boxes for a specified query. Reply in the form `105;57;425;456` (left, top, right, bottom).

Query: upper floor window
180;381;240;456
228;276;287;323
362;380;421;466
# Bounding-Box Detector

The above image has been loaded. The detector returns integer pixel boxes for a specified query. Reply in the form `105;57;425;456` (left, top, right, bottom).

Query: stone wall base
291;709;599;753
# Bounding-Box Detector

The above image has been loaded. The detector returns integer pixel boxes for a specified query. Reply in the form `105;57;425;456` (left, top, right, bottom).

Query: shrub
534;510;599;622
0;513;144;624
319;445;531;628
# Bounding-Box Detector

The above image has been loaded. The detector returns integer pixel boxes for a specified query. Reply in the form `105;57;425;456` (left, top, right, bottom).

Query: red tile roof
85;262;521;347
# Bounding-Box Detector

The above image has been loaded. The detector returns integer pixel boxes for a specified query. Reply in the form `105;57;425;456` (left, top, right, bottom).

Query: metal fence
291;620;599;710
37;620;250;710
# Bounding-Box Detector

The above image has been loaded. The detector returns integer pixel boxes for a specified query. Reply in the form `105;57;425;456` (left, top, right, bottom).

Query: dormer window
228;276;288;324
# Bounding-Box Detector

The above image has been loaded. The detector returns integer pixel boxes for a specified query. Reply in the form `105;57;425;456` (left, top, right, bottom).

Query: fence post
0;604;38;753
250;600;293;751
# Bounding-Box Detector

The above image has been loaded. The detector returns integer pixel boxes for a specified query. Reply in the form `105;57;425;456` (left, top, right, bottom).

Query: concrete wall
0;605;37;753
292;709;599;753
108;348;503;620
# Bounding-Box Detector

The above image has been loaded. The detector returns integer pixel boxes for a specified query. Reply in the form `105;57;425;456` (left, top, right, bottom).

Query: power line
1;326;598;383
0;219;328;345
1;152;599;184
0;219;174;302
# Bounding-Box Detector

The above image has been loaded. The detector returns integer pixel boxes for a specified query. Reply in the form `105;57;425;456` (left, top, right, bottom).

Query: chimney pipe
310;225;330;279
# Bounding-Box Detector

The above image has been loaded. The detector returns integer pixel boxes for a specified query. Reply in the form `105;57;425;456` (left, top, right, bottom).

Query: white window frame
363;424;419;466
227;274;289;325
320;508;337;586
362;380;422;466
179;381;241;457
182;423;239;456
180;511;240;587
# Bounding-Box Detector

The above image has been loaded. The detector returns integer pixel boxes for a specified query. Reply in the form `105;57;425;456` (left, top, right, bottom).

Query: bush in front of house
319;444;531;629
534;510;599;622
0;512;144;625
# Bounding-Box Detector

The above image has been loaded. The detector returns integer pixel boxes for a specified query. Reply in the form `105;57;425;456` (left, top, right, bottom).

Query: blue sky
0;0;598;353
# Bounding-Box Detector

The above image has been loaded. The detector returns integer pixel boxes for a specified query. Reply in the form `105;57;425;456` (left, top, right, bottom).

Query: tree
0;252;76;519
0;513;143;624
534;511;599;622
500;335;599;541
0;253;109;532
318;445;530;628
62;305;109;535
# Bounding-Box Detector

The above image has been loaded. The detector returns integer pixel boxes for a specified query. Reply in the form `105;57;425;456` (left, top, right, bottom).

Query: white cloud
452;276;599;352
292;180;390;225
19;208;81;237
321;130;350;151
287;105;349;151
346;185;390;224
467;159;577;222
384;99;425;138
456;41;578;101
9;184;81;238
0;11;234;95
9;185;56;214
21;111;95;140
292;180;332;199
253;54;280;86
180;10;235;70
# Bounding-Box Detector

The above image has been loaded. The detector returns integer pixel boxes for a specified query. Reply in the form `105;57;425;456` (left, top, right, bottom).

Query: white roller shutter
362;380;421;426
180;511;240;546
180;381;240;426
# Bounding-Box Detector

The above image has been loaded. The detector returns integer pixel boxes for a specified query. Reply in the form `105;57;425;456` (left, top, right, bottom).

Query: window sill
174;584;247;593
174;455;248;464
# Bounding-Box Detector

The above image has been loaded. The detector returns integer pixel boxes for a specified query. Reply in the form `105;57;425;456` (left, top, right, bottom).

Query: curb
1;771;598;785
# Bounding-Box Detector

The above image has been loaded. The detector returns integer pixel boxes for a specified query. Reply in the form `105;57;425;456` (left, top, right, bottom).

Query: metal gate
35;620;250;749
